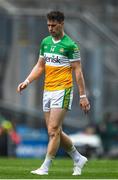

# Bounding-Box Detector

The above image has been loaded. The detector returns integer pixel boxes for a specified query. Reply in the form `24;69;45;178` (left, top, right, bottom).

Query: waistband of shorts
44;86;73;92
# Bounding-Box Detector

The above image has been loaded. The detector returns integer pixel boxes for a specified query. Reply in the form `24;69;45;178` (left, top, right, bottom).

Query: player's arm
17;57;45;93
71;61;90;113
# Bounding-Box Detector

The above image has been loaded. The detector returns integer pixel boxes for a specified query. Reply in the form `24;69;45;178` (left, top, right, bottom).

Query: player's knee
48;126;61;139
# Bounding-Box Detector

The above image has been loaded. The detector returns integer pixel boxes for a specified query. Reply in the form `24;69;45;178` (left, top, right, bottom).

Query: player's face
47;20;64;38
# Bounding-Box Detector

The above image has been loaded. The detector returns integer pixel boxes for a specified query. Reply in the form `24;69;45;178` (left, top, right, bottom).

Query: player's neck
53;32;64;41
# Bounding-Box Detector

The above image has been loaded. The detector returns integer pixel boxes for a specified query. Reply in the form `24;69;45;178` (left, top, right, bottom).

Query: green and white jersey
39;34;81;91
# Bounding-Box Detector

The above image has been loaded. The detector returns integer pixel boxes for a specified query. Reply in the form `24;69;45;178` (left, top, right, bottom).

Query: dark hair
47;11;64;22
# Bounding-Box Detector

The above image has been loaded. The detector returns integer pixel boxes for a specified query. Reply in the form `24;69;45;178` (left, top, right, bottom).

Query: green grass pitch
0;158;118;179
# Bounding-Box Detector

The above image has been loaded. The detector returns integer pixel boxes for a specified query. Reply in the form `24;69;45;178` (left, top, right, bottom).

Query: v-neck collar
52;34;65;44
52;38;61;44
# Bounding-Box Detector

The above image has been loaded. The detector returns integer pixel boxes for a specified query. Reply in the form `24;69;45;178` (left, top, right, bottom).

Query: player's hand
17;79;30;93
80;97;90;113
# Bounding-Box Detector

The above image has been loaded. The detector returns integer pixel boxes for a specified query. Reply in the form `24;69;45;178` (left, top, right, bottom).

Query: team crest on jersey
74;47;79;52
60;48;64;53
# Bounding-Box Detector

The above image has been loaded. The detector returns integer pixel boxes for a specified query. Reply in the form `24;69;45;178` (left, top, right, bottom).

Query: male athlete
17;11;90;176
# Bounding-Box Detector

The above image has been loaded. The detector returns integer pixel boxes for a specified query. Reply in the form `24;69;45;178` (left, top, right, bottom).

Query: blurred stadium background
0;0;118;159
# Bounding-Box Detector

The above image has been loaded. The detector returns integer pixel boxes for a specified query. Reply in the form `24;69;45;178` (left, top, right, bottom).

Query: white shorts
43;87;73;112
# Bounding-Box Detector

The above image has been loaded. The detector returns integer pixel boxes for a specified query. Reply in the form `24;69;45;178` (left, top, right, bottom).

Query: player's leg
60;131;84;160
31;108;67;175
47;108;67;156
38;112;54;171
38;108;67;173
60;131;88;175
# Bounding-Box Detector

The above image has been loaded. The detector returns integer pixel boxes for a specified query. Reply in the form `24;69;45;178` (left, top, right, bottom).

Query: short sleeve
68;43;81;62
39;40;44;58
